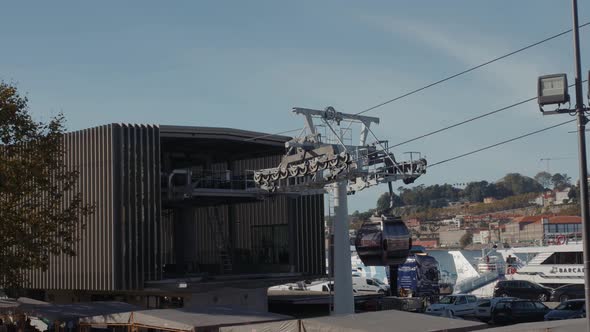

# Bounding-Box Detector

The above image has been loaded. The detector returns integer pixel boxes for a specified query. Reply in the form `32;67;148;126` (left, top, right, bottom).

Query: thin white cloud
362;15;560;104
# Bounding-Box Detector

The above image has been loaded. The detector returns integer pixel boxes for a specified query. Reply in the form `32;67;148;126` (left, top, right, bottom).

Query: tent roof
28;301;139;322
81;306;291;331
300;310;487;332
134;307;290;331
482;317;584;331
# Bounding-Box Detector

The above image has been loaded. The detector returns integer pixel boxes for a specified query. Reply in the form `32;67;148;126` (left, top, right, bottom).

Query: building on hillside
412;239;439;249
439;229;468;247
532;188;572;207
404;218;421;228
542;215;582;244
554;188;571;205
483;197;497;204
472;230;490;244
20;124;325;310
502;215;581;245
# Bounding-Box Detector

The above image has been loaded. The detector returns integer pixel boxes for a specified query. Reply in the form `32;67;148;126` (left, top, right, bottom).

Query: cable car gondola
354;214;411;267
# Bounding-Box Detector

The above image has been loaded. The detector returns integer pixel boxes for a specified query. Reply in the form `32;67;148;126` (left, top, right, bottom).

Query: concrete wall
439;229;467;247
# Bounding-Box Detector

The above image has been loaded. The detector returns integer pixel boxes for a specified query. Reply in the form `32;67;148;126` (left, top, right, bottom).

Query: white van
352;276;388;293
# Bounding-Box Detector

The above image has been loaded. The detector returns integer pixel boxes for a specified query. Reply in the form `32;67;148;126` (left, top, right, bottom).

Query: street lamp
537;74;570;109
537;1;590;331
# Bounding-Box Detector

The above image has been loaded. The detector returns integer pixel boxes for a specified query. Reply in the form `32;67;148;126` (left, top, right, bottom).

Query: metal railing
544;232;583;245
162;168;262;200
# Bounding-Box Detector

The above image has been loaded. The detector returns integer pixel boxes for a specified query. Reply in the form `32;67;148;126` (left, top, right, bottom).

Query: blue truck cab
397;253;440;300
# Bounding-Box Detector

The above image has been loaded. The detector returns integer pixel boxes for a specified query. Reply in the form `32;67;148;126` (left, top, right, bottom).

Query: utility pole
571;1;590;330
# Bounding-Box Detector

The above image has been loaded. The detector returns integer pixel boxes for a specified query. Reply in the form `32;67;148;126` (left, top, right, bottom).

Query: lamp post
537;1;590;330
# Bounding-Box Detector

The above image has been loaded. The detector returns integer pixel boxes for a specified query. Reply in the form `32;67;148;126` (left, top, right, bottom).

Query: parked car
474;297;517;322
550;284;585;302
493;280;552;301
545;299;586;321
492;299;550;324
425;295;478;317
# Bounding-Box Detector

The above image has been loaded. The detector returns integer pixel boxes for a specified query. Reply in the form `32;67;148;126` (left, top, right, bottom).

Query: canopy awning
26;301;139;323
299;310;487;332
80;306;292;332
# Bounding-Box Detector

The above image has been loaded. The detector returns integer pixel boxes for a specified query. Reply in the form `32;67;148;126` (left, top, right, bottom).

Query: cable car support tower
253;106;427;314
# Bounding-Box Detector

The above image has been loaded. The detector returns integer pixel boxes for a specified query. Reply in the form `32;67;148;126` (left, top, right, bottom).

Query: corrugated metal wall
175;154;325;276
289;194;325;275
28;124;161;291
112;124;161;290
28;125;116;291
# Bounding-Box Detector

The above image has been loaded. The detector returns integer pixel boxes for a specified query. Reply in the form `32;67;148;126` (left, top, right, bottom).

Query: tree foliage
551;173;572;191
534;171;552;189
376;192;402;212
398;184;460;208
497;173;543;196
459;232;473;248
461;181;512;202
0;82;93;287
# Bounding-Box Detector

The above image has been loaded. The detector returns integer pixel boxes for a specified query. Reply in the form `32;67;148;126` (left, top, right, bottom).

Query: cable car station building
25;124;325;310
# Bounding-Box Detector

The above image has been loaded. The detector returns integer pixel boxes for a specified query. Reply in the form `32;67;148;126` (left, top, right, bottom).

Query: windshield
556;301;584;311
373;279;386;286
439;296;456;304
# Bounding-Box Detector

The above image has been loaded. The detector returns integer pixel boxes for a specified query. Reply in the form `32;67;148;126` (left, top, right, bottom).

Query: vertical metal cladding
113;124;161;290
176;153;325;277
288;194;325;276
28;124;161;291
234;155;325;276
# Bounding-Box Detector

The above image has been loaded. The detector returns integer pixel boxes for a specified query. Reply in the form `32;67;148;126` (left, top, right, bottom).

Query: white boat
497;242;584;286
449;239;584;297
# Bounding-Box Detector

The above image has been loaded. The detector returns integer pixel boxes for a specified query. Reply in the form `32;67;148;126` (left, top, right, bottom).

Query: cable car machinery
253;106;427;314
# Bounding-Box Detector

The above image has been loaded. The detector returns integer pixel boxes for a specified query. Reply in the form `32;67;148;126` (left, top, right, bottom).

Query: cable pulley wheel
288;166;299;177
279;168;288;179
309;159;319;173
339;153;350;164
254;173;262;183
329;157;339;168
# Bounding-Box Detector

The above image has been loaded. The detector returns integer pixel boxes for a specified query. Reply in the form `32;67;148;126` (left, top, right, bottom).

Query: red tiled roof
512;216;543;223
536;216;581;224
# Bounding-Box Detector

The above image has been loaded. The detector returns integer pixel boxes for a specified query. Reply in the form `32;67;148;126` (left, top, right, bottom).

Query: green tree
0;82;93;287
376;192;402;212
534;171;552;189
462;181;489;202
551;173;572;191
459;232;473;248
497;173;543;195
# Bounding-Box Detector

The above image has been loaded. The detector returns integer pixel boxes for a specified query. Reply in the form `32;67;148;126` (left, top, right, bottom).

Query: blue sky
2;1;590;211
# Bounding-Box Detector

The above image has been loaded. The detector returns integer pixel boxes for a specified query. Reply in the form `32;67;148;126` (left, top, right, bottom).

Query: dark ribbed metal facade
28;124;161;291
27;124;324;292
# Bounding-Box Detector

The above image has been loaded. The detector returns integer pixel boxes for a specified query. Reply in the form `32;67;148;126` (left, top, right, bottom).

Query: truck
396;254;440;304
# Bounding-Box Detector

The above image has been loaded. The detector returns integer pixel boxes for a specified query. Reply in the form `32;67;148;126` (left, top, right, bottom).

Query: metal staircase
455;271;500;294
207;207;233;274
527;252;553;266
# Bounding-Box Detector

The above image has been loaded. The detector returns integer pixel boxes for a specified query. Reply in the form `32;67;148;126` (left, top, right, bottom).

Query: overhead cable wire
427;119;576;168
245;22;590;144
362;80;586;160
355;22;590;116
